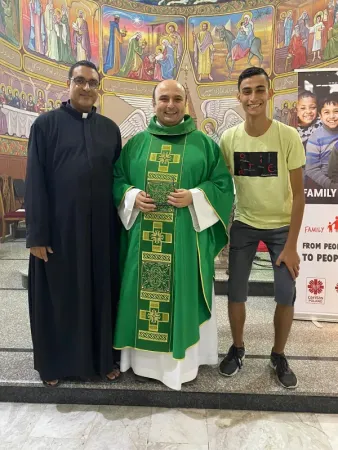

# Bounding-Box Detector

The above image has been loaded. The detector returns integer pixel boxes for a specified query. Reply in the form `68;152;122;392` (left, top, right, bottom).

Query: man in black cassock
25;60;121;386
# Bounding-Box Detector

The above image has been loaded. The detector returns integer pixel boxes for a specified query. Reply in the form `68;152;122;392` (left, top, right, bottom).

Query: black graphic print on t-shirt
234;152;278;177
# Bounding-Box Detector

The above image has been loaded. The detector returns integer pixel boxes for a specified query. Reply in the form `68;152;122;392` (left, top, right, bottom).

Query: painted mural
0;0;20;47
188;8;273;82
273;90;297;127
0;65;101;140
21;0;100;66
1;0;338;181
274;0;338;74
102;8;185;80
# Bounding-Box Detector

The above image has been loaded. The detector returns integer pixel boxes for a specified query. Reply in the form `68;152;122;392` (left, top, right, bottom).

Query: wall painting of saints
188;7;273;83
21;0;99;67
102;7;185;82
274;1;338;75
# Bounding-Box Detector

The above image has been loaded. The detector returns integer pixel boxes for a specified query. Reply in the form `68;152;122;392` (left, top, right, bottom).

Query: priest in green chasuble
113;80;234;390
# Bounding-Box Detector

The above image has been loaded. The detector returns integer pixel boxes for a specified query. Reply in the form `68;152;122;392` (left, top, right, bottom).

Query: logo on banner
304;216;338;233
328;217;338;233
306;278;326;304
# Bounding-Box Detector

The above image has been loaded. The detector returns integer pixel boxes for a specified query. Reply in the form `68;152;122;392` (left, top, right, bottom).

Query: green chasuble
113;115;234;359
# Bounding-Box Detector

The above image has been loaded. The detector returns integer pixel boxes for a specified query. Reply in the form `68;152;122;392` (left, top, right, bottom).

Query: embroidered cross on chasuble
138;137;185;352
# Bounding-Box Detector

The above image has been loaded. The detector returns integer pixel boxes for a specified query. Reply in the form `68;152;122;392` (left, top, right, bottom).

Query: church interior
1;0;338;448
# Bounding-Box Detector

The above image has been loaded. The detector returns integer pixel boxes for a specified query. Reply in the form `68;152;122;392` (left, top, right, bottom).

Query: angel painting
117;95;154;140
200;98;243;143
201;118;220;144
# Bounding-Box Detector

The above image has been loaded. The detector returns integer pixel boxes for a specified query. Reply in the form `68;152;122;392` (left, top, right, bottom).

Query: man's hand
30;246;53;262
276;247;300;280
168;189;193;208
135;191;156;212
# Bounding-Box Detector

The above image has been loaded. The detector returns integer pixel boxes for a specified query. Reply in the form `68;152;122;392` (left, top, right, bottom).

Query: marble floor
1;402;337;450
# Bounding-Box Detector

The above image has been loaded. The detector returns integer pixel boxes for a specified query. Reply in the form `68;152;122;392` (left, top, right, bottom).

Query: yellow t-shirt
220;120;305;229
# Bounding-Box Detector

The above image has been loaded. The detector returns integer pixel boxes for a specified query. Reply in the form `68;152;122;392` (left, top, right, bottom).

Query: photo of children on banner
297;90;321;149
297;70;338;204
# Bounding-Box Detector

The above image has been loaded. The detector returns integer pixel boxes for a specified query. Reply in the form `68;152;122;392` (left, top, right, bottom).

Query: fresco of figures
21;0;99;66
275;0;338;73
120;0;247;5
188;7;273;82
273;92;298;128
0;67;70;138
0;70;101;138
0;0;20;46
2;0;338;143
102;8;185;81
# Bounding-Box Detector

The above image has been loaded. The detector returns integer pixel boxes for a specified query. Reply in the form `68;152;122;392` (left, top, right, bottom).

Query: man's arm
276;167;305;279
113;138;155;230
168;140;233;236
219;131;235;180
113;125;122;164
285;167;305;249
25;121;52;261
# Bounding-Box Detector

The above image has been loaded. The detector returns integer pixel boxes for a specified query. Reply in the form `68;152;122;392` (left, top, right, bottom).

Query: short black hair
298;90;317;102
238;67;270;90
152;82;187;103
68;60;100;81
318;93;338;113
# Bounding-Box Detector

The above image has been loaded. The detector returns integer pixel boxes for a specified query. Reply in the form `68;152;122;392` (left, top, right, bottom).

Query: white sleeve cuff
188;188;219;232
118;188;141;230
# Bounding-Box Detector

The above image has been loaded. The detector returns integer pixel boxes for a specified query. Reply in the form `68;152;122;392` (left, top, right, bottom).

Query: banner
295;69;338;322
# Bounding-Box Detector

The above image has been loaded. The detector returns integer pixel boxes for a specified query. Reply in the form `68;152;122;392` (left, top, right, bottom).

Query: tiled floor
0;402;337;450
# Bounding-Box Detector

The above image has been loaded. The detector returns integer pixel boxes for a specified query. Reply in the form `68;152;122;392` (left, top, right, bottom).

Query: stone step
1;351;337;413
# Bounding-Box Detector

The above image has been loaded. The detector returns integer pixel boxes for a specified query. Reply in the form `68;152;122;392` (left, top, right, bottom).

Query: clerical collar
155;118;185;127
148;115;196;136
61;101;96;120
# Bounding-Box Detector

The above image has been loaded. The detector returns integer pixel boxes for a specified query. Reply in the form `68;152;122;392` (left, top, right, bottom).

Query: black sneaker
219;344;245;377
270;352;298;389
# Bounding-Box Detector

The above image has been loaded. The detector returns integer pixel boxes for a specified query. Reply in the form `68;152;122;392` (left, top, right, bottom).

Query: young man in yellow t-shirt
220;67;305;389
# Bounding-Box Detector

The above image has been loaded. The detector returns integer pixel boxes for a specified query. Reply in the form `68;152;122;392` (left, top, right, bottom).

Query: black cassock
25;103;121;380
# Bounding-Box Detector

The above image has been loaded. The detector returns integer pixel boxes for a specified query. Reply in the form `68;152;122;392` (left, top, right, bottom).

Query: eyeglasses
70;77;100;89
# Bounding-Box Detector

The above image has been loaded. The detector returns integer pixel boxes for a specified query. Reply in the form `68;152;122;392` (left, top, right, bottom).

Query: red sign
307;279;324;295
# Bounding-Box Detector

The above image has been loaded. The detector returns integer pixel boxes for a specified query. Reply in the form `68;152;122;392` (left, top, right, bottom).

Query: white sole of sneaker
219;355;245;377
269;361;299;389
